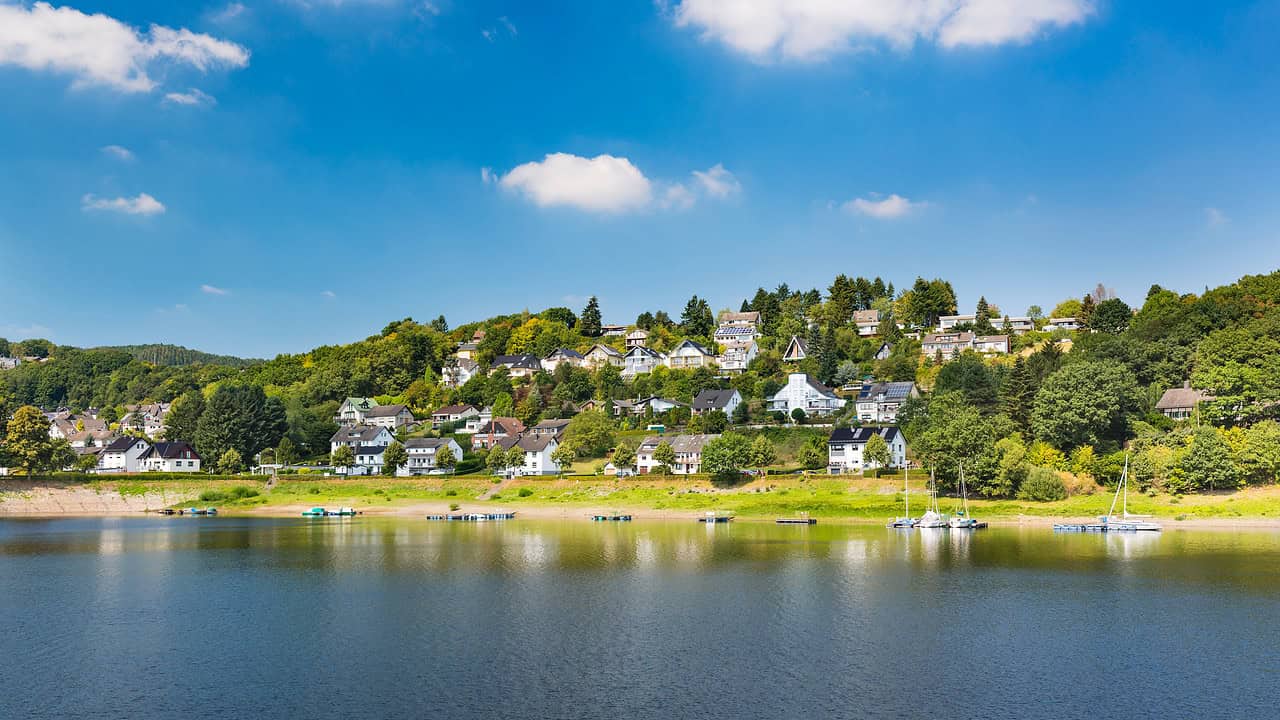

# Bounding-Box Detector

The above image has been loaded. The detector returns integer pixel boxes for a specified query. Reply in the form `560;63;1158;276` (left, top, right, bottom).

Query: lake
2;517;1277;719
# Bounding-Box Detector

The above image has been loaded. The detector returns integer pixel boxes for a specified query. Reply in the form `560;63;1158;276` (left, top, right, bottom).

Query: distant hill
101;344;261;368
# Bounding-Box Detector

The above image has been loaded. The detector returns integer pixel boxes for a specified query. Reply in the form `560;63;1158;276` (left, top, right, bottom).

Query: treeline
105;344;259;368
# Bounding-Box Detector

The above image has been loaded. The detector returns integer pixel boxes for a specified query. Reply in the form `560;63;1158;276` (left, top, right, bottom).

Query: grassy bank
6;472;1280;522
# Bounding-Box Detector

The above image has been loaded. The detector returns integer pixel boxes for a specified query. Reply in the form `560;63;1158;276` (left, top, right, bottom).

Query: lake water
2;517;1278;719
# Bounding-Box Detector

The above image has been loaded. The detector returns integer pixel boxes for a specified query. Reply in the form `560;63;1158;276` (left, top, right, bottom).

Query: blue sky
2;0;1278;358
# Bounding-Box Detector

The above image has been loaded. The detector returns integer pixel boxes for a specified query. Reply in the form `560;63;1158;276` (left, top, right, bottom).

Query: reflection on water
2;517;1279;720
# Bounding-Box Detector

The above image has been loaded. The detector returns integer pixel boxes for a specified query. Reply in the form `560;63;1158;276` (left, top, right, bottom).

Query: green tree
1179;427;1238;492
701;410;729;434
1000;357;1034;432
594;364;624;400
218;448;244;474
652;441;676;473
935;351;998;411
331;445;355;471
550;441;578;475
563;410;615;457
791;407;807;425
1017;467;1067;501
194;385;288;465
492;392;515;418
974;296;996;335
748;434;777;472
580;296;602;337
505;445;527;473
1239;420;1280;485
435;444;457;474
4;406;61;475
1031;361;1140;450
1049;298;1082;320
863;433;892;472
74;452;99;472
1027;305;1045;325
611;443;636;469
701;433;752;483
681;295;715;338
276;436;299;466
731;401;751;425
382;441;408;476
486;446;509;475
796;443;825;470
1088;298;1132;334
993;433;1030;497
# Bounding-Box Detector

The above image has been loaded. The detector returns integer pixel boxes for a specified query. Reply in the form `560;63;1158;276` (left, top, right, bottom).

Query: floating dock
776;517;817;525
698;515;734;524
591;514;633;522
426;512;517;521
1054;522;1144;532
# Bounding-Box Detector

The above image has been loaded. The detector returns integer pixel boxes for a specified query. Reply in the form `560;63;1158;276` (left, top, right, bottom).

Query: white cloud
201;284;229;296
482;15;518;42
692;163;741;197
164;88;216;106
659;183;696;210
0;2;250;93
209;3;247;24
480;166;497;184
500;153;654;213
81;192;166;215
1205;207;1229;227
670;0;1094;62
499;16;517;36
100;144;134;161
843;193;921;219
321;290;337;298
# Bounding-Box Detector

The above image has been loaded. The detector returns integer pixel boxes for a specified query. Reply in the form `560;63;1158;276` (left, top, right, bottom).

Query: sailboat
915;469;947;528
949;463;986;529
1100;454;1161;532
887;465;916;528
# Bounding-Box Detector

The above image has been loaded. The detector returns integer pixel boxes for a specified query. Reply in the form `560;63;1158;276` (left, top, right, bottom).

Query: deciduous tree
383;441;408;476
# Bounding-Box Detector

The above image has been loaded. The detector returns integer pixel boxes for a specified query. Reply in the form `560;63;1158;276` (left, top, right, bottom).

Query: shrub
1017;468;1068;502
198;490;226;502
228;486;259;500
308;486;321;495
517;487;533;498
445;489;457;497
449;503;460;511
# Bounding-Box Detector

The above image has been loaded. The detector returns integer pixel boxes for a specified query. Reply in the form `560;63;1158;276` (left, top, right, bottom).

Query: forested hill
102;344;259;368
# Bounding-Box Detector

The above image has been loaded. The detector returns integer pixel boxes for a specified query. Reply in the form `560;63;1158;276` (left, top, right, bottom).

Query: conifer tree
580;296;602;337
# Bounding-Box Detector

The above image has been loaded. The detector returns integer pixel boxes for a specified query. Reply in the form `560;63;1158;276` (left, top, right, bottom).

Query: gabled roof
719;311;761;324
355;444;387;456
692;389;739;411
546;348;585;359
494;354;542;370
365;404;411;418
1156;385;1212;410
475;418;525;436
341;397;376;410
857;382;915;402
405;437;454;449
828;426;902;444
532;419;571;433
330;425;391;444
853;309;881;324
625;346;663;359
639;433;719;454
975;335;1009;344
139;441;200;460
104;436;147;453
433;404;477;416
671;339;713;356
585;343;623;358
784;335;808;358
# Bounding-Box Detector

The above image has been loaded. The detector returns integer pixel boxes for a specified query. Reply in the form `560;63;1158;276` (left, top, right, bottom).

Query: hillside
99;344;260;368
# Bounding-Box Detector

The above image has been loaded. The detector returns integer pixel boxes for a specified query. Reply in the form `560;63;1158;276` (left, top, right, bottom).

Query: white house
938;314;976;331
691;389;741;418
400;437;464;476
1156;381;1213;421
717;340;757;373
1046;317;1082;331
625;329;649;348
717;310;761;328
335;397;377;425
118;403;170;438
492;354;542;378
974;335;1010;354
349;444;386;476
497;434;561;476
330;425;394;454
713;324;760;345
636;434;718;474
138;441;202;473
921;332;1010;360
827;427;908;474
853;309;881;337
432;404;480;429
613;397;687;417
464;406;492;434
443;359;480;388
997;316;1036;334
622;346;665;377
98;436;150;473
666;340;716;370
767;373;845;417
363;404;415;430
854;381;918;424
543;348;586;373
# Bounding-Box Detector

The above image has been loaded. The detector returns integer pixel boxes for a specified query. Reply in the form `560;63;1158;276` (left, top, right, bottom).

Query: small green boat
302;507;358;517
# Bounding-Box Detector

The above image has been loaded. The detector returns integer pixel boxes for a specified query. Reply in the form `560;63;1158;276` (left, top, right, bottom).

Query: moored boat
948;464;986;529
887;466;917;528
915;470;947;528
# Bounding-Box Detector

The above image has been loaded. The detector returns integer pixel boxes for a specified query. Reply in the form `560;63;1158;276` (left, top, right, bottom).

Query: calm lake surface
2;517;1278;719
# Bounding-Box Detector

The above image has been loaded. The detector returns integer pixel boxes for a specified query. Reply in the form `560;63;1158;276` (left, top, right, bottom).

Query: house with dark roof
783;336;809;362
99;435;150;473
1156;382;1213;421
636;434;719;474
854;382;918;424
874;342;893;361
401;437;465;475
330;425;394;454
495;433;562;476
543;348;586;373
138;441;201;473
432;404;480;429
622;345;665;377
768;373;845;417
827;427;908;474
692;389;742;417
492;354;543;378
529;419;571;440
363;403;415;430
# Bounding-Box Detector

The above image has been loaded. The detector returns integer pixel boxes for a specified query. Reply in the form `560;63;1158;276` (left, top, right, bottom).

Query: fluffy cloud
81;192;165;215
100;144;134;161
843;193;921;219
0;2;249;92
201;284;229;296
163;88;216;106
500;153;655;213
692;163;741;197
671;0;1093;61
498;155;742;214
